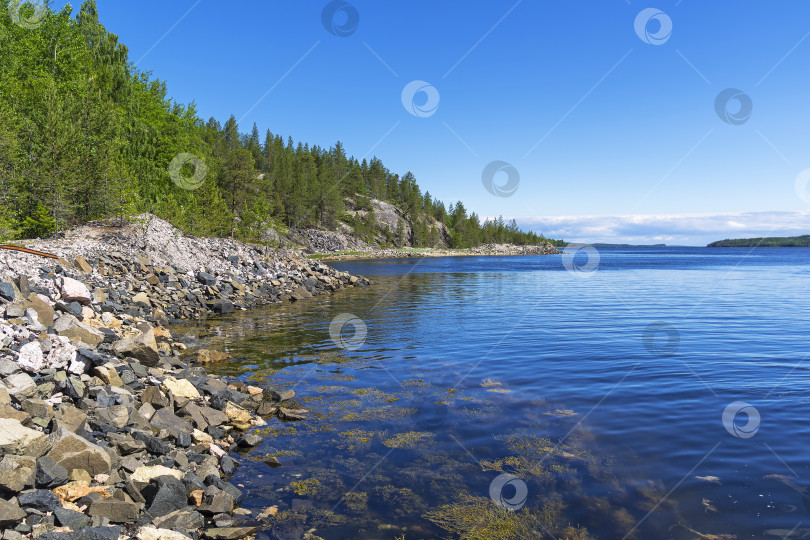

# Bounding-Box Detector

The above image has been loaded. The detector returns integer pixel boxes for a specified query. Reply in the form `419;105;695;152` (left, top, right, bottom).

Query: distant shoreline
308;243;561;261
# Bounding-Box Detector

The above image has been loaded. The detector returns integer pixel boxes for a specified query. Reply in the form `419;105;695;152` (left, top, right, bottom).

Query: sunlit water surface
178;247;810;539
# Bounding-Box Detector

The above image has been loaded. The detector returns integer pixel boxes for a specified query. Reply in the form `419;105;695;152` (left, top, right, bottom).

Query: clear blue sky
84;1;810;244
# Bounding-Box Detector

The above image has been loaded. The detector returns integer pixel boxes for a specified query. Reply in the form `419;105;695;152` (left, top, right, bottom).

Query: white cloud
511;211;810;246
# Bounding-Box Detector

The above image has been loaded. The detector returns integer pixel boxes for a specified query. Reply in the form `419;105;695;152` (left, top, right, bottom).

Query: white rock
130;465;184;484
59;277;91;305
46;336;76;371
160;377;200;399
17;341;44;373
136;526;190;540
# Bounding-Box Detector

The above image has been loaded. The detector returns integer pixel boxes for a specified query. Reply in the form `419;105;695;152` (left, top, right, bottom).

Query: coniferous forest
0;1;563;248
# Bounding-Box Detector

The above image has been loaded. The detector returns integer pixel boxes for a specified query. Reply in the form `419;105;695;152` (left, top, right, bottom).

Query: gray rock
45;427;112;476
18;489;61;512
0;418;50;457
210;300;234;315
88;498;139;523
143;476;187;518
220;455;237;476
196;272;216;286
150;408;193;435
152;508;205;530
267;388;295;402
54;505;91;529
53;314;104;347
198;485;234;515
52;404;87;432
0;282;15;301
141;385;169;408
112;330;159;366
0;455;36;492
2;371;38;401
0;497;27;527
202;528;259;540
36;456;69;488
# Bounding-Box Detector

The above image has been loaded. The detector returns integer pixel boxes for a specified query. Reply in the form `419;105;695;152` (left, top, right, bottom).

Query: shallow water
181;247;810;539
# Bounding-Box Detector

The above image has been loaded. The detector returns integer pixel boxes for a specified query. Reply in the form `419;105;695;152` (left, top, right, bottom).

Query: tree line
0;1;565;249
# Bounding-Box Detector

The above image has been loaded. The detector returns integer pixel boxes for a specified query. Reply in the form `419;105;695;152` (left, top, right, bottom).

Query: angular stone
290;287;312;301
198;485;234;515
54;505;91;529
141;386;169;408
203;527;259;540
2;371;37;401
0;281;14;301
151;408;193;435
22;398;53;420
18;488;61;512
267;388;295;402
94;366;123;387
143;475;187;517
152;508;205;530
277;407;308;421
132;431;170;455
0;497;27;527
210;300;234;315
60;276;92;305
53;404;87;432
73;256;93;273
23;293;54;327
88;498;139;523
136;526;190;540
130;465;184;488
0;455;36;492
224;402;251;426
48;336;78;372
95;404;130;429
36;456;69;488
161;377;200;400
0;402;29;423
45;427;112;476
0;418;50;456
197;272;216;286
200;406;228;427
112;329;159;366
54;314;104;347
132;292;150;307
17;341;44;372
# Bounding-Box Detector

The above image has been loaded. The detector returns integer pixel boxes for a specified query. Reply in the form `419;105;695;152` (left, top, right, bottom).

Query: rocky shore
313;242;563;261
0;216;370;539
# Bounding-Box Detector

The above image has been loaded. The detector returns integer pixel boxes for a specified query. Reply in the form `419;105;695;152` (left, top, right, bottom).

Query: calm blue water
189;247;810;539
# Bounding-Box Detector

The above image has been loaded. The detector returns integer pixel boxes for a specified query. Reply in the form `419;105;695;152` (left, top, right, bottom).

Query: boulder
203;528;259;540
60;276;92;305
16;341;44;372
45;427;112;476
18;488;61;512
2;371;38;401
54;505;91;529
53;404;87;432
130;465;184;488
73;256;93;273
290;287;312;300
161;377;200;400
143;475;187;517
54;313;104;346
136;527;191;540
88;498;139;523
0;497;27;527
198;485;234;515
36;456;69;488
0;282;14;301
0;418;50;456
0;455;36;492
112;329;159;366
23;293;54;327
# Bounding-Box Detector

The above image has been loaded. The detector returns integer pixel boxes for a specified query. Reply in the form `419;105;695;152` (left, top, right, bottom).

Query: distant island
708;235;810;247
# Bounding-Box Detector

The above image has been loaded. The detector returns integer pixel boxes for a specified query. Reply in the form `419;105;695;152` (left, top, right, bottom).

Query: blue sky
84;1;810;245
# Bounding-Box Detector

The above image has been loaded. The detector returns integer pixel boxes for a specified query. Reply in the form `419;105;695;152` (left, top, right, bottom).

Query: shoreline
310;242;563;262
0;216;371;539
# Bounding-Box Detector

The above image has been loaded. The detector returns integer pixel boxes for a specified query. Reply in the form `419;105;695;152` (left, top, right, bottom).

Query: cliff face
285;198;451;254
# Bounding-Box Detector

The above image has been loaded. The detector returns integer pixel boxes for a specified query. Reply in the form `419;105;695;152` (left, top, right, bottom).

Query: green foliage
0;0;562;248
708;235;810;247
